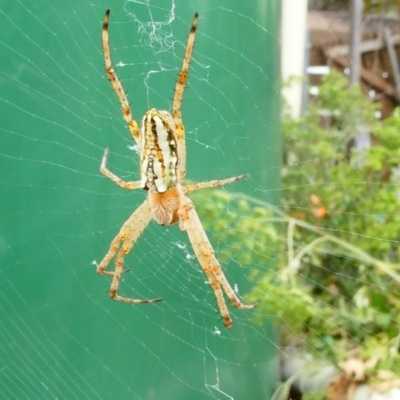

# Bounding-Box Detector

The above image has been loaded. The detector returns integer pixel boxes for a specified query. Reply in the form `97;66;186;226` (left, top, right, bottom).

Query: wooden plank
325;37;384;59
392;33;400;45
331;54;395;97
324;35;400;60
384;27;400;100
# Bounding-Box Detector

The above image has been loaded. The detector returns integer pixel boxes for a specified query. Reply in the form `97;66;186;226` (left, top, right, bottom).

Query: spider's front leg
102;9;141;147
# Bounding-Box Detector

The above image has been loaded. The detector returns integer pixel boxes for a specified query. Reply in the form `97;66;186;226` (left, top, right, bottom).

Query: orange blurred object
310;194;327;218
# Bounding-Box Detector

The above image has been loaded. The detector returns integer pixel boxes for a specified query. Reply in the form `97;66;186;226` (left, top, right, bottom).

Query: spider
97;9;259;328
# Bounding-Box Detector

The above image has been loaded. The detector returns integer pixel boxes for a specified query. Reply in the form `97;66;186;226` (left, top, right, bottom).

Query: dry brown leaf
339;358;367;382
371;369;400;393
328;374;353;400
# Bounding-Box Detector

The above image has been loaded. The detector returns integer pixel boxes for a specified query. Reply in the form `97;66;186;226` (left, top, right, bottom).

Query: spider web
3;1;396;399
0;1;281;399
0;0;400;399
4;0;400;399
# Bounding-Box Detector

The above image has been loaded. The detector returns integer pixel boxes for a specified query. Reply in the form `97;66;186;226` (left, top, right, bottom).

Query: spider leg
183;175;247;194
179;196;258;328
103;9;141;147
202;270;231;328
97;199;162;304
172;13;199;183
100;148;142;190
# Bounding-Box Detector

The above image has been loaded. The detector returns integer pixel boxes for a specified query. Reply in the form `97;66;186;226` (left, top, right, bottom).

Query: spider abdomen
140;109;178;194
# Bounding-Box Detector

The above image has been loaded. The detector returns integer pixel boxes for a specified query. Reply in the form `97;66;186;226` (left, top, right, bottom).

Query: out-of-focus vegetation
191;71;400;396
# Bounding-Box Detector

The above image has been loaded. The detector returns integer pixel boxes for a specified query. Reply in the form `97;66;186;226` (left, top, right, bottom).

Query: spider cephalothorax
97;9;258;328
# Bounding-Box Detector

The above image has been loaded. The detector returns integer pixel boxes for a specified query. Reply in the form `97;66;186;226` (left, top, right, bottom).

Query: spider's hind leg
97;199;162;304
108;244;163;304
96;235;122;276
179;195;258;328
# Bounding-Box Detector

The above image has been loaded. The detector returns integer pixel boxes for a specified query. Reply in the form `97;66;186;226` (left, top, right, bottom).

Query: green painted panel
1;1;281;399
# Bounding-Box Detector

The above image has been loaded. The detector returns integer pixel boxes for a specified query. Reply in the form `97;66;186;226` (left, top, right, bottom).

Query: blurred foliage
303;389;330;400
283;71;400;262
191;190;279;270
192;70;400;396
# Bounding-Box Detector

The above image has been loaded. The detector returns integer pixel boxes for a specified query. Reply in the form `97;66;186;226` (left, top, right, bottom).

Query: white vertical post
349;0;363;84
281;0;308;118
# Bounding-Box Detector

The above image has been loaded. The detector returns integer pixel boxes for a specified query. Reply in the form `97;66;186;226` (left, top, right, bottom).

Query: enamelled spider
97;9;259;328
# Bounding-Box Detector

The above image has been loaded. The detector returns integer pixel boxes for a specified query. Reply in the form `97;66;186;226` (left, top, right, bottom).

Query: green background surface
1;1;281;399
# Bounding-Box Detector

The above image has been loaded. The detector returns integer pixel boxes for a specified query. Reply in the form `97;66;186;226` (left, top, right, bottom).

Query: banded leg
179;196;259;328
100;148;142;190
183;175;247;194
172;13;199;182
203;268;231;328
97;200;162;303
102;9;141;147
